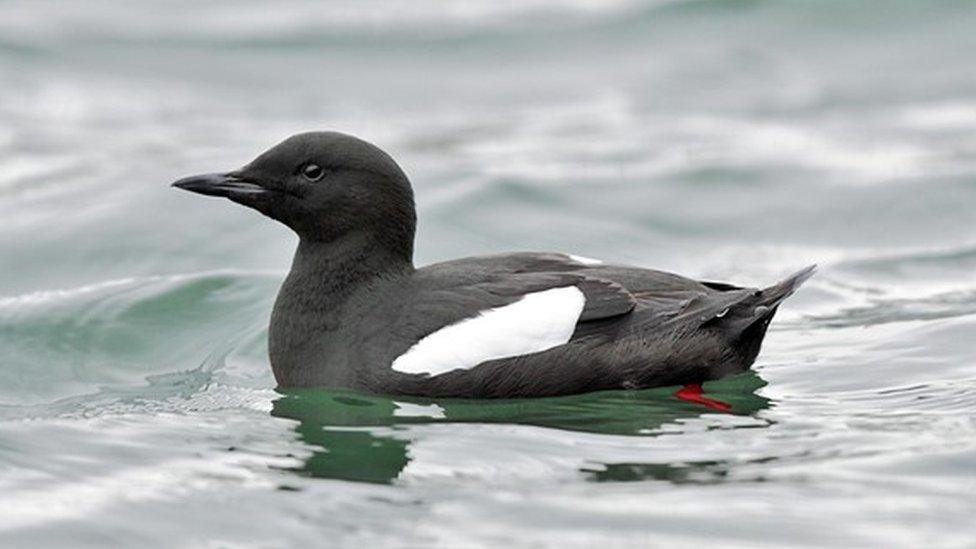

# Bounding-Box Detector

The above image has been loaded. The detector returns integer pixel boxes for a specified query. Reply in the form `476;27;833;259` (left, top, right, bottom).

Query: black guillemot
173;131;813;399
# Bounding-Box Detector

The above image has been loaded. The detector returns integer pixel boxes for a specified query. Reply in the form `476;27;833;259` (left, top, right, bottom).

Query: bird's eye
302;163;325;182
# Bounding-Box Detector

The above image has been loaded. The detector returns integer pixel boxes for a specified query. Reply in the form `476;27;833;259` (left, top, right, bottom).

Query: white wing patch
567;254;603;266
391;286;586;377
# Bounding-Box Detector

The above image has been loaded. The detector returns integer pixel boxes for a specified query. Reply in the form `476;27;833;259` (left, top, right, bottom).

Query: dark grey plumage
172;131;814;398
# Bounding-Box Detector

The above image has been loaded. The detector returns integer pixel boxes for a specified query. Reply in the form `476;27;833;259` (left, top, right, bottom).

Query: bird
172;131;814;399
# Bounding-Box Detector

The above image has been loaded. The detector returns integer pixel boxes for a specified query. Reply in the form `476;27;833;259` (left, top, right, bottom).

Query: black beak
171;172;267;198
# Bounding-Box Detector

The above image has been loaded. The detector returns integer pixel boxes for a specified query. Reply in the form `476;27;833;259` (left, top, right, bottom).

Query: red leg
674;384;732;412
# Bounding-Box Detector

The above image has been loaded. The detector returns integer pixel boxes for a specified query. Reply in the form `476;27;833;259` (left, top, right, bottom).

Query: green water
2;1;975;547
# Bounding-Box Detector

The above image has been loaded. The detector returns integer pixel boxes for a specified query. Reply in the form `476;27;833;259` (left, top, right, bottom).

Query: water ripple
0;271;276;409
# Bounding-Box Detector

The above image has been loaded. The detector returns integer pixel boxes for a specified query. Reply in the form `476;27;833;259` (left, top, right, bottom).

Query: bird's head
172;131;416;260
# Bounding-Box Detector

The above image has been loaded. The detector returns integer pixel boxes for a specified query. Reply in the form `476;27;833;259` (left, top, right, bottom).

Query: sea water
1;1;974;546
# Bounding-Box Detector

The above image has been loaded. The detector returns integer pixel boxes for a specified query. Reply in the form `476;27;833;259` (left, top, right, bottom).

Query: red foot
674;384;732;413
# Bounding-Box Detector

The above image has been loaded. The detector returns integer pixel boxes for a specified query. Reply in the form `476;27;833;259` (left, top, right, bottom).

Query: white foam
393;402;447;419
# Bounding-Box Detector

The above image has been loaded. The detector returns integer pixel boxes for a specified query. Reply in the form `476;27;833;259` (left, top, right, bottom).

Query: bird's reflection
270;372;771;485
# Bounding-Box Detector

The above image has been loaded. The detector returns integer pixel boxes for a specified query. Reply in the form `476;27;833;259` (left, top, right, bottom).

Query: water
1;1;975;546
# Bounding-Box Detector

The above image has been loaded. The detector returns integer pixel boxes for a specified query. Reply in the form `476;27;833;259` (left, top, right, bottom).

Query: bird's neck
269;232;412;387
282;231;413;309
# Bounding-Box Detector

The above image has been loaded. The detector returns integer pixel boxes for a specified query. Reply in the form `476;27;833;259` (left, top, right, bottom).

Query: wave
0;270;278;410
0;0;681;47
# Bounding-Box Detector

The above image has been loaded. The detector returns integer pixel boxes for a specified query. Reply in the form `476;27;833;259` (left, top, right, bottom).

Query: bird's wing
407;271;636;327
388;272;636;376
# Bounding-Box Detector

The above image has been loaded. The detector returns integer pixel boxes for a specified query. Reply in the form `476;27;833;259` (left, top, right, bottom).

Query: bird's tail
755;264;817;311
730;265;816;365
